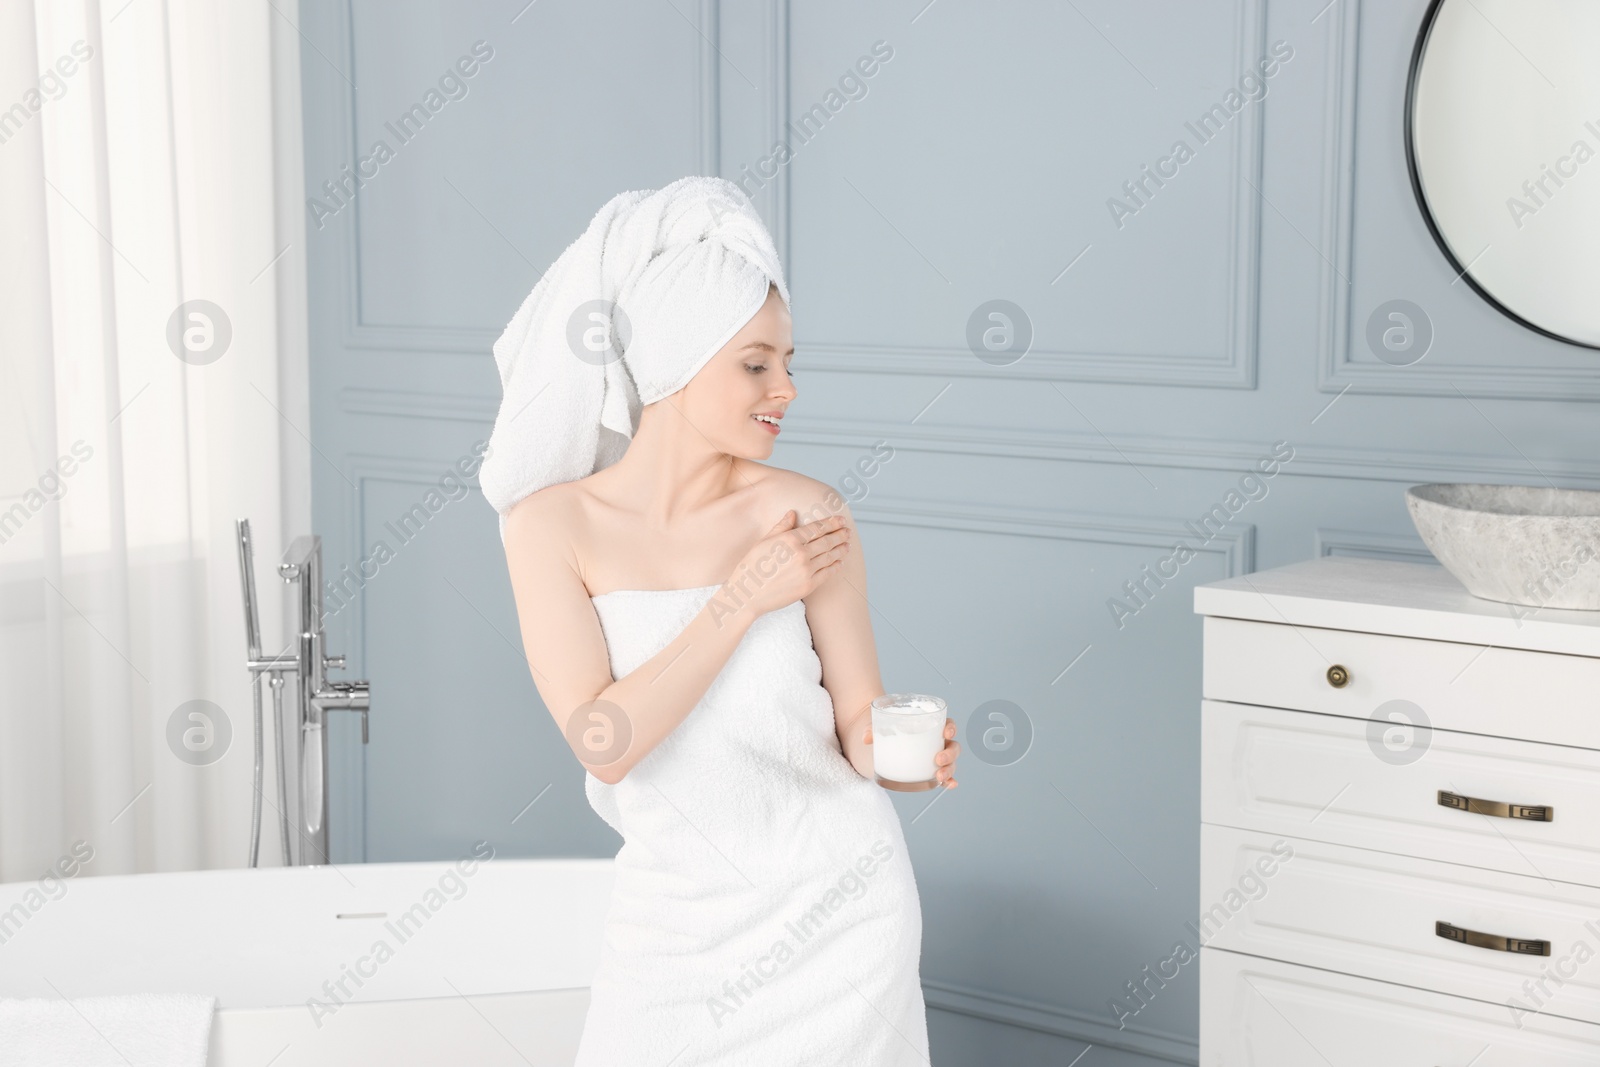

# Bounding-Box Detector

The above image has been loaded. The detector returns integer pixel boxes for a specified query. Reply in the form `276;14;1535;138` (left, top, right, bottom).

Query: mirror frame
1403;0;1600;351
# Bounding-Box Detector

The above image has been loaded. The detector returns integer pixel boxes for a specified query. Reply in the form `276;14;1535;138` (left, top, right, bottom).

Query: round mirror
1405;0;1600;349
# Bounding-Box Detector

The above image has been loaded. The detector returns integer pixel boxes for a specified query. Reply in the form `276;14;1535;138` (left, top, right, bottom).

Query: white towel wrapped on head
479;176;791;537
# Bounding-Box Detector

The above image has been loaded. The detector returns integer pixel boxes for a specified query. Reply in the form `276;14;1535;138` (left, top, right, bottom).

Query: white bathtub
0;854;615;1066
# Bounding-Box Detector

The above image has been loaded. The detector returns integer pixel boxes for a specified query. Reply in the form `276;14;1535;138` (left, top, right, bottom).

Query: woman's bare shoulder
502;481;586;554
737;460;847;524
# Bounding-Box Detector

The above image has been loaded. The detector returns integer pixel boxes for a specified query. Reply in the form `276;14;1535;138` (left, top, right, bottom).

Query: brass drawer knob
1326;664;1350;688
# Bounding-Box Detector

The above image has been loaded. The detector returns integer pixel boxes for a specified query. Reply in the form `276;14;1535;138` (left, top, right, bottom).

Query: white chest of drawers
1194;555;1600;1065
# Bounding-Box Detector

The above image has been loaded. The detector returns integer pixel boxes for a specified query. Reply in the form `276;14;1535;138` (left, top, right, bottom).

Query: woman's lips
752;415;781;435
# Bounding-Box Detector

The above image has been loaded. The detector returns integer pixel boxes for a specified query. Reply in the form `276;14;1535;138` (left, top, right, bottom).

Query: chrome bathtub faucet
237;520;371;867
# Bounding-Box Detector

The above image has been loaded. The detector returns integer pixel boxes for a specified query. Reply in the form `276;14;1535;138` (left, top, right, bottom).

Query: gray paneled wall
297;1;1600;1063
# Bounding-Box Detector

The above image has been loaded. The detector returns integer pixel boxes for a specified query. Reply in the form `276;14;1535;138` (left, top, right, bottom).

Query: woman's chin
735;429;778;457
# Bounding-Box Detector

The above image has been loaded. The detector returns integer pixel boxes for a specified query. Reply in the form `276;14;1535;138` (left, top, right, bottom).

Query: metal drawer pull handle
1436;920;1550;956
1437;790;1552;822
1325;664;1349;688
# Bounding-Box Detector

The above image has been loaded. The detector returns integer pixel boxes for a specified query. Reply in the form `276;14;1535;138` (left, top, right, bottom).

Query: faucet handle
320;680;371;744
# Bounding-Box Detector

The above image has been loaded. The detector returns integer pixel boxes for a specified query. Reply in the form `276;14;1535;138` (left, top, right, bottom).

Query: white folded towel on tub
0;993;216;1066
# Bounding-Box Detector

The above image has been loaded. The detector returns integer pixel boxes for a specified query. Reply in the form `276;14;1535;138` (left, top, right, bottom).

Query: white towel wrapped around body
479;176;791;537
577;588;930;1065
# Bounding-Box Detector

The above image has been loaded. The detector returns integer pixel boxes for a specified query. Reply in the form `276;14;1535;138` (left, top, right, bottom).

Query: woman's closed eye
745;363;795;378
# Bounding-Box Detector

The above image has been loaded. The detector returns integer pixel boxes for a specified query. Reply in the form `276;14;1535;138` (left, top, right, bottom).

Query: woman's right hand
724;509;852;617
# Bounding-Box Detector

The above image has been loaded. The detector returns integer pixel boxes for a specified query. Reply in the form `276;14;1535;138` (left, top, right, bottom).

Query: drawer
1200;825;1600;1026
1201;699;1600;888
1200;947;1600;1065
1203;615;1600;750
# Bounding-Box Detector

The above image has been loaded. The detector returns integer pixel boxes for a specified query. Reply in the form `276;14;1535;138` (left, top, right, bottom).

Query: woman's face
674;283;795;458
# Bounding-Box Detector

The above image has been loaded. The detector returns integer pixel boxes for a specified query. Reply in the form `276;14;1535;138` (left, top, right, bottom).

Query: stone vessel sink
1406;483;1600;610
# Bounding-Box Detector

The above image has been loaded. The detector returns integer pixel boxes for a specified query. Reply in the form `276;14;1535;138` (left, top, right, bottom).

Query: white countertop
1193;556;1600;658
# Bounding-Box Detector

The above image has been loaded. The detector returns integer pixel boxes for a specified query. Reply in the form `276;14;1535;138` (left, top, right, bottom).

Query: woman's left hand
935;718;960;788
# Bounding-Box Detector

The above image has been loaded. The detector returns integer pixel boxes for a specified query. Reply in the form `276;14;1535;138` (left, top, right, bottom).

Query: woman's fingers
798;514;848;545
765;514;850;593
808;546;850;586
937;725;960;787
799;525;851;584
807;529;850;563
938;750;959;787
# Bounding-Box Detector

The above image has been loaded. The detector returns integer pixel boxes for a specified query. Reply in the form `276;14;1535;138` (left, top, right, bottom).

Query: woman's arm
801;498;886;779
804;492;961;789
502;491;760;785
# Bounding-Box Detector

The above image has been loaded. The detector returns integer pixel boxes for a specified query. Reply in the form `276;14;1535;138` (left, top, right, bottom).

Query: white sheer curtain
0;0;310;879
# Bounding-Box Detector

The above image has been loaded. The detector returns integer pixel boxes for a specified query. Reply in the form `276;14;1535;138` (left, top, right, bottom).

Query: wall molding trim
763;0;790;271
1313;526;1434;562
1313;0;1361;397
314;0;722;357
744;0;1265;390
340;387;493;423
850;493;1253;580
790;414;1600;488
326;451;499;862
923;978;1198;1065
699;0;723;180
315;0;1264;386
338;388;1600;490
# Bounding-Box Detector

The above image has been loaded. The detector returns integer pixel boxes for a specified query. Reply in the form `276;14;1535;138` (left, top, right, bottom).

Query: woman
486;177;959;1065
